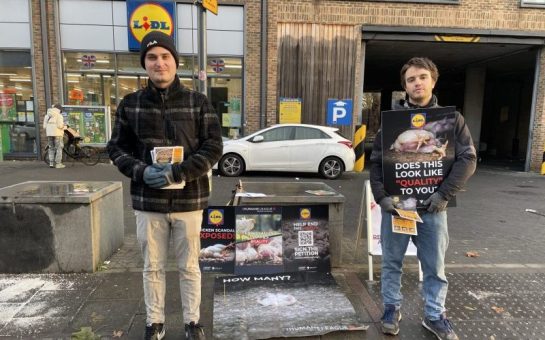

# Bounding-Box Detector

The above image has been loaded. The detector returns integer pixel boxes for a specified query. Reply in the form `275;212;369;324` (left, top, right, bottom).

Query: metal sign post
197;2;207;95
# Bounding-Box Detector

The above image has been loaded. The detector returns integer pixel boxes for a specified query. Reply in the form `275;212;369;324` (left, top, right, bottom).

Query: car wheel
319;156;344;179
219;153;245;177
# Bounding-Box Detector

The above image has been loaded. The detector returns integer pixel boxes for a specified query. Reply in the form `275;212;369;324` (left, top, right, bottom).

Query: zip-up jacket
370;95;476;206
107;77;223;213
43;107;65;137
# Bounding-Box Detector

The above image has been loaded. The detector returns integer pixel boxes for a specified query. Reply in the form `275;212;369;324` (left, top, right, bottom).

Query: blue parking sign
327;99;352;126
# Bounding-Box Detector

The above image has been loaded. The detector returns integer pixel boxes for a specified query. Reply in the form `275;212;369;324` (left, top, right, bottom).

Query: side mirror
252;135;264;143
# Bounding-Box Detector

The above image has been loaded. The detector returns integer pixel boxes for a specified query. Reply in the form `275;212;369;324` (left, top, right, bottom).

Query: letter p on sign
327;99;352;125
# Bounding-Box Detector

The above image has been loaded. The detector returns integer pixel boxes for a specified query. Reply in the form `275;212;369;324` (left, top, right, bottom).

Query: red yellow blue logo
127;1;175;51
208;209;224;225
411;113;426;128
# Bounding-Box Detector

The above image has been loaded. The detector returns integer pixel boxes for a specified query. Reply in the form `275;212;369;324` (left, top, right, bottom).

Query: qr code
298;230;314;246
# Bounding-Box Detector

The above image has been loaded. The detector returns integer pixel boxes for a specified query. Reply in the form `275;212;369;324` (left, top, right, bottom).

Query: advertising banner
199;205;330;275
213;272;367;339
281;205;330;272
62;106;111;145
0;91;17;121
0;91;17;157
234;206;284;275
199;207;236;273
381;107;456;209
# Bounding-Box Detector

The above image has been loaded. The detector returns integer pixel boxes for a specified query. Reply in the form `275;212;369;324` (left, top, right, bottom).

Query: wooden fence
277;23;359;137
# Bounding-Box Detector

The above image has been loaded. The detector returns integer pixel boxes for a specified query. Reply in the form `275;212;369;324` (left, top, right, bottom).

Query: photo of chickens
386;114;455;162
199;243;235;262
235;206;284;275
213;272;367;339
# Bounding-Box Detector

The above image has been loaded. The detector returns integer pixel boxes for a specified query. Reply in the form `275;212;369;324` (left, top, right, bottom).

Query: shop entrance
361;27;542;171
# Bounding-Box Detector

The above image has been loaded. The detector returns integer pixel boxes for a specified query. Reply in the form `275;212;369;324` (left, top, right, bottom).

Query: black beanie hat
140;31;179;69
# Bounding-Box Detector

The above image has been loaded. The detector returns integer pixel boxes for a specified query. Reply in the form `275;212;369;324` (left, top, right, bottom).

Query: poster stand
61;105;111;146
365;180;422;282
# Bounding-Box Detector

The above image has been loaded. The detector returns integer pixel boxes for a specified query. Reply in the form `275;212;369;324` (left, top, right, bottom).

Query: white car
215;124;355;179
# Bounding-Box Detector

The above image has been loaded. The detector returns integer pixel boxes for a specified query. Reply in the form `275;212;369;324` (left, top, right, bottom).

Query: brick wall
263;0;545;171
531;47;545;172
33;0;62;155
31;0;46;153
27;0;545;170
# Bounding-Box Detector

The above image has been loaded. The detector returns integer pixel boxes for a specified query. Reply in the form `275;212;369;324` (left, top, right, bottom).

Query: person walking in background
370;57;476;340
43;104;65;169
107;31;222;340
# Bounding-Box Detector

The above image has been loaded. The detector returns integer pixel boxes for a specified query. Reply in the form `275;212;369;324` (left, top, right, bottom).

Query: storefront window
0;51;36;157
206;57;242;78
63;52;242;138
63;52;114;72
209;77;242;139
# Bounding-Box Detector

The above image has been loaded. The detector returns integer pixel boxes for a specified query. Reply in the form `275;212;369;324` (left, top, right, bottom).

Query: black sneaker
185;321;205;340
422;313;459;340
145;323;165;340
381;304;402;335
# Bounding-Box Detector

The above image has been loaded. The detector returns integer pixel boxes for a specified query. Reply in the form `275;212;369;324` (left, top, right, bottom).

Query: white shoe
55;164;66;169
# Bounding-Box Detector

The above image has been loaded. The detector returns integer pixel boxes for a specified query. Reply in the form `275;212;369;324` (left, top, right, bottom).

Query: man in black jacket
370;57;476;340
107;31;222;340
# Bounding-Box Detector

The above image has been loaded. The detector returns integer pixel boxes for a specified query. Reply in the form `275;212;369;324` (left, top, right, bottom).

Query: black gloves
423;192;448;213
378;197;397;213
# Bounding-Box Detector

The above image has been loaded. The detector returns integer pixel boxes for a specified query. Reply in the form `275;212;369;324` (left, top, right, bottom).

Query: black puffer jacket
107;77;223;213
369;95;476;205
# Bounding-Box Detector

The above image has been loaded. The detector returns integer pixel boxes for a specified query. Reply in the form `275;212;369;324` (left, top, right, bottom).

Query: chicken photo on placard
234;212;283;270
237;217;256;234
199;243;235;261
235;235;283;266
387;116;455;162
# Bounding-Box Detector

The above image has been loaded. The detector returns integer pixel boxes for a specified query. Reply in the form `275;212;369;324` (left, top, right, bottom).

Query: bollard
353;124;366;172
541;148;545;175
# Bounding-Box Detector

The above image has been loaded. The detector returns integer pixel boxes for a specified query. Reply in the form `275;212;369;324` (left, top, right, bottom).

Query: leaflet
150;146;185;189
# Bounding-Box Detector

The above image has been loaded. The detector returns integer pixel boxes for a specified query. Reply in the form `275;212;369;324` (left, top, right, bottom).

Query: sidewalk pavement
1;161;545;339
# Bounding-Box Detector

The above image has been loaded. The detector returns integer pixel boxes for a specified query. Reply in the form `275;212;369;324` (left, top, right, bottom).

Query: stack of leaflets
150;146;185;189
391;209;422;235
151;146;184;164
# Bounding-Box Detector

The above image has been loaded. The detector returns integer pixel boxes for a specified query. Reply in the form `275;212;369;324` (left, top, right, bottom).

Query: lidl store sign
127;0;175;51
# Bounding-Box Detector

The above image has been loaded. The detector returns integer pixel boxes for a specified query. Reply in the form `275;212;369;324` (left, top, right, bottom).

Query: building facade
1;0;545;172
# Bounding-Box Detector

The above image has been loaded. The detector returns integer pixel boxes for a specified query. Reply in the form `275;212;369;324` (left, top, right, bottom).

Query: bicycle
43;127;101;166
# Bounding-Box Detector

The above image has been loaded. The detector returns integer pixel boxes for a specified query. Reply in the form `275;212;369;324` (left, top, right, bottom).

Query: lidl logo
127;1;175;51
300;208;311;220
208;209;224;225
411;113;426;128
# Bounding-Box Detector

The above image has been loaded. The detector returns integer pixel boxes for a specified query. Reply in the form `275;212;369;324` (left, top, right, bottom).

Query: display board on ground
213;272;367;339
